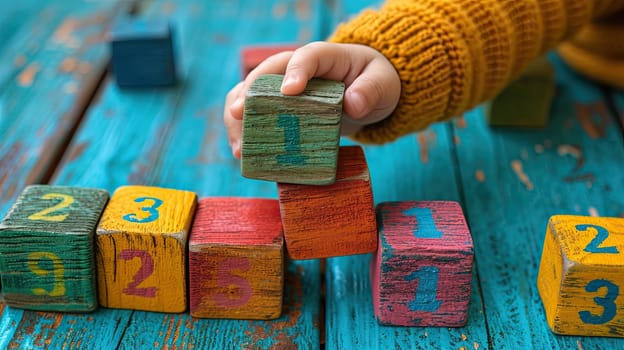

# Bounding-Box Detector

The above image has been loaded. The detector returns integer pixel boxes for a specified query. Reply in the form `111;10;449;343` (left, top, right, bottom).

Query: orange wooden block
188;198;284;319
240;44;299;78
277;145;377;259
96;185;197;313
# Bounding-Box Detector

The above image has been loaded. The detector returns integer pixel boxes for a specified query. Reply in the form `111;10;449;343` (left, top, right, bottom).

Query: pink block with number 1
188;197;284;320
371;201;474;326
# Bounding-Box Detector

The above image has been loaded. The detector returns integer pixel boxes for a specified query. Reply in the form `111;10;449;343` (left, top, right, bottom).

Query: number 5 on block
0;185;109;312
538;215;624;337
188;198;284;319
96;185;197;313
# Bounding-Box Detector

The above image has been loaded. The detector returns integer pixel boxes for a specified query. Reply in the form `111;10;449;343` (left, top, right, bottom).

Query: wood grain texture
96;185;197;313
241;73;344;185
0;185;108;312
486;57;556;128
452;52;624;348
27;0;323;348
240;44;299;78
538;215;623;337
189;197;284;319
372;201;473;327
278;145;377;259
0;0;129;214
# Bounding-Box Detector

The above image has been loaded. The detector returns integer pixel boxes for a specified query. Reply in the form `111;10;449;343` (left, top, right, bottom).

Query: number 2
28;193;75;222
579;279;619;325
119;249;157;297
123;197;163;223
577;224;619;254
27;252;66;297
405;266;442;312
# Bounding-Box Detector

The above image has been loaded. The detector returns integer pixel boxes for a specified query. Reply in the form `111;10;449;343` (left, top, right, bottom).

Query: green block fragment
0;185;109;312
241;74;344;185
486;57;556;128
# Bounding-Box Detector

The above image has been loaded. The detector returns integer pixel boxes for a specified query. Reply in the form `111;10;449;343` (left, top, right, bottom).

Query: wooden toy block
240;44;299;78
188;198;284;320
96;185;196;313
241;73;344;185
110;17;177;88
277;145;377;259
537;215;624;337
371;201;474;327
0;185;109;312
486;56;555;128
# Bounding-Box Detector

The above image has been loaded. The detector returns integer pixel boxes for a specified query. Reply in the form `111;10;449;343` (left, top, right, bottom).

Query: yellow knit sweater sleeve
328;0;624;144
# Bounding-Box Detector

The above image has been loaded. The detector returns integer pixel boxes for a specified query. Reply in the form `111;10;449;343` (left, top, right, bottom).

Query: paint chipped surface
417;133;429;163
455;115;467;128
575;102;609;139
511;160;534;190
17;63;40;87
475;170;485;182
272;3;287;18
534;144;544;154
588;207;599;217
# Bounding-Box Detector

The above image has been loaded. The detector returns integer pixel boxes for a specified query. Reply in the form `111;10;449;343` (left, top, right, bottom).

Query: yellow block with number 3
537;215;624;337
96;185;197;313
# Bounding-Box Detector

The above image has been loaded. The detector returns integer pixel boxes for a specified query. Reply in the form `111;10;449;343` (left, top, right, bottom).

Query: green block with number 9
241;74;344;185
0;185;109;312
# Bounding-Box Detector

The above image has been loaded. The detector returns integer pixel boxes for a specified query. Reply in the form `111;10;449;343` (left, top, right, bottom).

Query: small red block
188;198;284;320
240;44;299;78
277;146;377;259
371;201;474;327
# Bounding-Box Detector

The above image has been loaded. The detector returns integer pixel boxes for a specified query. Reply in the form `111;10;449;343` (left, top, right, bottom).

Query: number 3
579;279;619;325
123;197;163;223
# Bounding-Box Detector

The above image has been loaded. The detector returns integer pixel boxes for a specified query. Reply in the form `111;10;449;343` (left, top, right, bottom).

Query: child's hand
224;41;401;159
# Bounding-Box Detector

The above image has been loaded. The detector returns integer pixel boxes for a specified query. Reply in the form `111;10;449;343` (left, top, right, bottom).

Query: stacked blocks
241;74;344;185
371;201;474;326
0;185;108;312
277;145;377;259
189;198;284;320
96;185;196;313
538;215;623;337
486;56;555;128
110;18;177;88
241;44;299;78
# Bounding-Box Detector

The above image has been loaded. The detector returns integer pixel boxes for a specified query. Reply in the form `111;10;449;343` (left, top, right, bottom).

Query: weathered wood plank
0;0;130;215
326;129;490;349
36;0;325;348
452;53;624;348
0;1;131;347
323;0;489;348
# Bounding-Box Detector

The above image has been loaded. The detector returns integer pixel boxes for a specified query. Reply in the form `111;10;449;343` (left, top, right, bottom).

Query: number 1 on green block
276;114;307;165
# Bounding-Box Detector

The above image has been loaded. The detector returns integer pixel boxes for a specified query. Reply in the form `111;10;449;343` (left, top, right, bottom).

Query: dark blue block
110;18;177;88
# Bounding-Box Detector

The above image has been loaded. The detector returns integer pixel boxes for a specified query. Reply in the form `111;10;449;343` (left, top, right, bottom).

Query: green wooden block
241;74;344;185
0;185;109;312
486;57;556;128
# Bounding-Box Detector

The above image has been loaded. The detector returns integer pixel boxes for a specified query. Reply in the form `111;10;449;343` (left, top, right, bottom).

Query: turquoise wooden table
1;0;623;348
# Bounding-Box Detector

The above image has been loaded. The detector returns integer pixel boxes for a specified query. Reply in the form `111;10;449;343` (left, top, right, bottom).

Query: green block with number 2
241;74;344;185
0;185;109;312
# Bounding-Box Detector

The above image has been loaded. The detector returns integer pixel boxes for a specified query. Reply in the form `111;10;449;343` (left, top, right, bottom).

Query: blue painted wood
0;1;132;347
46;0;325;348
327;127;489;349
452;53;624;348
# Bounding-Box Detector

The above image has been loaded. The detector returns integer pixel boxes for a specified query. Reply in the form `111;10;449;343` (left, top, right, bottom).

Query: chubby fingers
224;82;244;158
229;51;294;121
341;52;401;128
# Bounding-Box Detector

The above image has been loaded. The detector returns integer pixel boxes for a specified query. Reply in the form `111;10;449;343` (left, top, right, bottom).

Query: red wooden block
277;145;377;259
240;44;299;78
371;201;474;327
188;197;284;320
